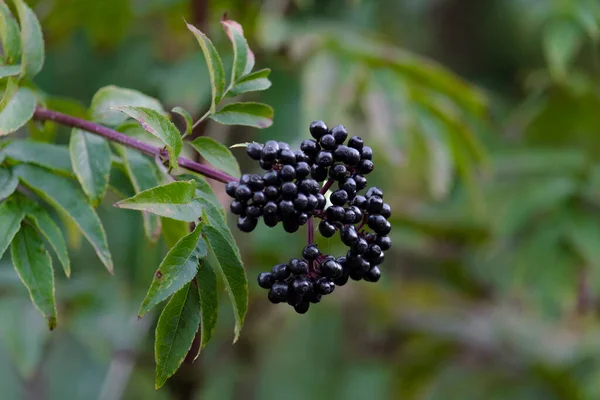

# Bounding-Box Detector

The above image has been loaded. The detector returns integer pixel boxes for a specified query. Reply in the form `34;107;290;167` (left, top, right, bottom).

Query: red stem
320;178;335;194
32;108;237;184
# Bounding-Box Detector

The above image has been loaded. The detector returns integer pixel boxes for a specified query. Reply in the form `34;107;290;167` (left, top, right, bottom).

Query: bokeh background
2;0;600;398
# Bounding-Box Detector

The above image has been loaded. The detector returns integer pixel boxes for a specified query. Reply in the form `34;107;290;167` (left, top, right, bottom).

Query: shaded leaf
90;85;165;127
172;106;193;137
189;137;241;179
0;2;21;64
0;167;18;201
115;180;203;222
161;217;190;248
14;164;113;273
114;106;182;170
0;88;36;135
178;173;222;210
118;146;162;243
197;198;234;244
3;140;73;175
69;129;112;206
10;224;56;330
229;69;271;96
543;19;583;81
195;259;218;359
202;225;247;342
221;19;249;83
139;224;207;317
186;22;226;113
209;102;274;128
13;0;44;78
154;282;201;389
18;195;70;278
0;196;24;258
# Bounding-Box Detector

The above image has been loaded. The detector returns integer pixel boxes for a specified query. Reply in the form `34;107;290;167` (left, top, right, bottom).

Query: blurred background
2;0;600;398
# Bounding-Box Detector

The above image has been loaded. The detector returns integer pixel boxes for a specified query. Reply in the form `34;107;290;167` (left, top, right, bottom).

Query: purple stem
320;178;335;195
32;108;237;184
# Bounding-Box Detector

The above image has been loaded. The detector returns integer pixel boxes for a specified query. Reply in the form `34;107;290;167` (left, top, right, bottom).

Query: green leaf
195;260;218;359
221;19;249;84
0;196;24;259
154;282;201;389
0;2;22;64
0;167;18;201
118;147;162;243
13;0;44;79
172;106;193;138
0;88;36;135
197;197;234;243
0;65;21;79
543;18;583;81
114;106;182;170
69;129;112;206
209;102;274;128
186;22;226;113
18;195;70;278
90;85;165;127
3;140;73;175
139;224;207;317
161;217;190;248
14;164;113;273
202;225;247;342
189;137;241;179
115;180;203;222
10;224;56;330
178;173;222;210
229;69;272;96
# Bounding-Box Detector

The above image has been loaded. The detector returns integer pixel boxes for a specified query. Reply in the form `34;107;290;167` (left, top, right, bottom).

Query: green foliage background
2;0;600;398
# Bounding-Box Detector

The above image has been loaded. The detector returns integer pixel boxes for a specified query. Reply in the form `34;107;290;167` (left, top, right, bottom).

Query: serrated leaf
14;164;113;273
0;88;36;135
186;22;226;113
0;167;18;201
0;2;22;64
543;19;583;80
114;106;182;170
161;217;190;248
196;198;234;243
118;147;162;243
10;224;56;330
139;224;207;316
195;259;218;359
18;195;70;278
202;225;247;342
154;282;201;389
229;69;271;96
90;86;165;127
115;180;203;222
69;129;112;206
0;65;21;79
13;0;44;79
178;173;222;210
209;102;273;128
189;137;241;179
3;140;73;175
221;19;249;84
172;106;193;138
0;196;24;259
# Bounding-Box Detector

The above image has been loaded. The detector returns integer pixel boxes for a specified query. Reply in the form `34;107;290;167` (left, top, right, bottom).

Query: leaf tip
48;317;57;331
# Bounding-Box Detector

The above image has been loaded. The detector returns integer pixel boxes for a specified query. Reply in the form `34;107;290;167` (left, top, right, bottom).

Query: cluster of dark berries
227;120;392;313
225;140;327;233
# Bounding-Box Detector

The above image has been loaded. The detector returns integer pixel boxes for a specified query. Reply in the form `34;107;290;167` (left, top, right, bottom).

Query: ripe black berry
294;193;309;211
316;193;326;209
281;182;298;199
348;136;364;151
311;165;328;182
353;174;367;191
300;139;320;157
376;235;392;251
289;259;309;275
381;203;391;219
271;281;289;299
327;205;345;222
225;181;239;197
259;159;273;170
340;177;357;193
344;208;357;224
265;185;279;200
353;195;367;209
246;142;262;160
298;179;319;194
230;200;245;215
329;164;347;181
330;189;349;206
294;302;310;314
257;272;273;289
358;159;374;174
283;218;299;232
264;201;278;216
272;263;290;280
292;277;312;295
261;140;279;161
263;170;279;185
368;214;391;235
316;151;334;167
303;244;320;260
279;165;296;181
364;266;381;282
366;187;383;199
340;226;359;246
309;120;328;139
295;150;309;163
295;162;311;179
279;149;296;165
345;148;361;166
361;146;373;160
319;220;336;237
279;200;295;215
248;174;265;191
330;125;348;144
319;134;337;150
321;259;343;278
246;205;262;218
367;196;384;214
252;191;267;206
364;244;382;263
235;184;252;201
316;277;335;294
237;216;258;232
351;238;368;254
297;213;309;225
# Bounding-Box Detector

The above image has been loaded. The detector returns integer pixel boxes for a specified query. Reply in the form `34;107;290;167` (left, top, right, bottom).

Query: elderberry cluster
226;120;392;313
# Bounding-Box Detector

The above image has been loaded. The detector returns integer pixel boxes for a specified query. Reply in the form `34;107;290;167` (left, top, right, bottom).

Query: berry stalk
32;108;237;184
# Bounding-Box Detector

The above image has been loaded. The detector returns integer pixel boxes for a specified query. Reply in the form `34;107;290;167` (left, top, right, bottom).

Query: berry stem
356;213;368;231
307;215;314;244
32;108;238;184
320;179;335;195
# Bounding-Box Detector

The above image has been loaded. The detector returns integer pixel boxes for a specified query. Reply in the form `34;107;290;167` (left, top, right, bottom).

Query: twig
32;108;237;184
